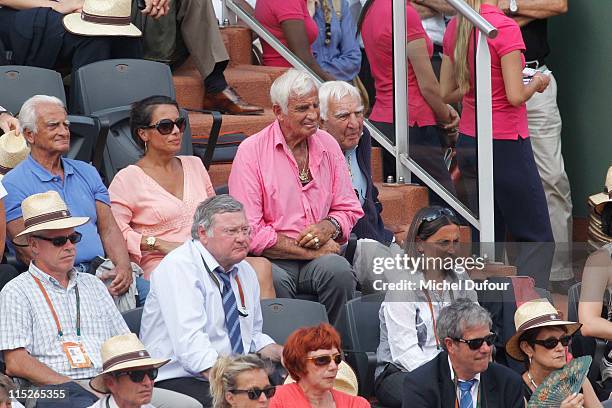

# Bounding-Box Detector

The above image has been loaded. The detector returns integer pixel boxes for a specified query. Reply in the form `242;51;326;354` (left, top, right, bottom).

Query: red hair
282;323;342;381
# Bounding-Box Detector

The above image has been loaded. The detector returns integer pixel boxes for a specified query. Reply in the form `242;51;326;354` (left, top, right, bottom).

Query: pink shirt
361;0;437;126
269;383;371;408
443;4;529;140
255;0;319;67
228;121;364;255
109;156;215;279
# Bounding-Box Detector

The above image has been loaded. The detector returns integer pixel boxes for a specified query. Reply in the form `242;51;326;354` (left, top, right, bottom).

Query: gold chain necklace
288;145;310;183
527;371;538;389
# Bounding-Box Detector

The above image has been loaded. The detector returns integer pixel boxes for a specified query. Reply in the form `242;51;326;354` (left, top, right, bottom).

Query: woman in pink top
255;0;336;81
270;324;369;408
359;0;459;201
440;0;554;287
109;96;275;297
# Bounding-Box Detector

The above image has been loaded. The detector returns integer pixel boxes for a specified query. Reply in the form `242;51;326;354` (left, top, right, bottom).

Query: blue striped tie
458;379;476;408
217;268;244;354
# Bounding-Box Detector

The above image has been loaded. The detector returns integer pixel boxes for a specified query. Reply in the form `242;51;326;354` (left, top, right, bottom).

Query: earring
144;140;148;152
529;356;532;366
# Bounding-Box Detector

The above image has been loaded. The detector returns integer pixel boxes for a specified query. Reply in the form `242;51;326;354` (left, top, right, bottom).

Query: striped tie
217;268;244;354
458;379;476;408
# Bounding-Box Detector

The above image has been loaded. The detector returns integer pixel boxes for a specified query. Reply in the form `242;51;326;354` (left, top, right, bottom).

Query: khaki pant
526;71;574;281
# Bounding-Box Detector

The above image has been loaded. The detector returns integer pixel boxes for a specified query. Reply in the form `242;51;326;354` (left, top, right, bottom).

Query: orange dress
269;383;371;408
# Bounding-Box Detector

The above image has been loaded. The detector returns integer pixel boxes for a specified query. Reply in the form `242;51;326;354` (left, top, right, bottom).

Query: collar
29;261;78;290
448;355;481;383
272;120;325;169
27;155;73;182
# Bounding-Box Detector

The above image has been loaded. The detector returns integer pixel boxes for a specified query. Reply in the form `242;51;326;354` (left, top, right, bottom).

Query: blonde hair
209;355;268;408
453;0;482;95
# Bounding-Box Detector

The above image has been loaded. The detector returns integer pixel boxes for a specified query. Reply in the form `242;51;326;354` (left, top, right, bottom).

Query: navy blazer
402;351;525;408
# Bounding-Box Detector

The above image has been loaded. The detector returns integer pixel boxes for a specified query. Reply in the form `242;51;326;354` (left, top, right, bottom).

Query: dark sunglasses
140;117;186;135
306;353;343;366
453;333;496;350
32;231;82;247
114;368;158;383
230;385;276;400
531;335;572;350
422;207;458;223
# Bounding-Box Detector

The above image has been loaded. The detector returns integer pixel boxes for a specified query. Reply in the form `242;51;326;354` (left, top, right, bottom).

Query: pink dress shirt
109;156;215;279
228;121;364;256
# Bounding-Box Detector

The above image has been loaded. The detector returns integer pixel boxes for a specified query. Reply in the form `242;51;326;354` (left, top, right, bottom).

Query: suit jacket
352;127;394;243
402;351;524;408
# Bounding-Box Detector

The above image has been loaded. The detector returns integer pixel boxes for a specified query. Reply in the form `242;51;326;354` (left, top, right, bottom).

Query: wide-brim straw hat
506;299;582;361
0;130;30;180
63;0;141;37
13;191;89;246
588;166;612;215
284;360;359;396
90;333;170;393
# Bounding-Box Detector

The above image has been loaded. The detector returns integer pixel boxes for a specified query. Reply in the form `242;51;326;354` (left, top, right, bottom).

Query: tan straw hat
0;130;29;180
284;360;359;396
90;334;170;393
13;191;89;246
588;166;612;216
505;299;581;361
63;0;141;37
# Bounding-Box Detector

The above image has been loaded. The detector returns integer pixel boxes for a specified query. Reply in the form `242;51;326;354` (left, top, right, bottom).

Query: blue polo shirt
3;155;110;265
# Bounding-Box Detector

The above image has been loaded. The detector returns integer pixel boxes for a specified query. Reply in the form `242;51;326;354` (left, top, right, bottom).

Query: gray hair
436;298;492;351
191;194;244;239
209;354;268;408
319;81;362;121
19;95;66;133
270;69;319;114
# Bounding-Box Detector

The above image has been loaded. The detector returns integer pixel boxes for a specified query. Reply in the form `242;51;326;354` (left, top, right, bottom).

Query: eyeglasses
140;118;186;135
114;368;158;383
531;335;572;350
306;353;343;366
32;231;82;247
229;386;276;400
221;226;252;237
453;333;496;350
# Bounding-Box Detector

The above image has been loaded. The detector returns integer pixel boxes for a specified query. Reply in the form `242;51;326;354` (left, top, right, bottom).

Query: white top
421;14;446;46
87;395;155;408
449;355;481;405
0;180;7;199
140;239;275;382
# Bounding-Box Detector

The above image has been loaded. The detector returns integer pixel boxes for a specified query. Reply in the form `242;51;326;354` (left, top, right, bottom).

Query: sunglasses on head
531;335;572;350
422;207;458;223
453;333;496;350
32;231;82;247
306;353;343;366
230;385;276;400
114;368;158;383
141;117;186;135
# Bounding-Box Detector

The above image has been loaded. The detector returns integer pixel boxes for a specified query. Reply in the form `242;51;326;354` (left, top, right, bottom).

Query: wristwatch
509;0;518;15
146;236;157;250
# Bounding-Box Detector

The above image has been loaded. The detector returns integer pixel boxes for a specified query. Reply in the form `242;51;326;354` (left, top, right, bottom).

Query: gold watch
146;236;157;250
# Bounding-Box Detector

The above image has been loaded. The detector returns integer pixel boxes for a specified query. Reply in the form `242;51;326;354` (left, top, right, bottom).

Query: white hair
269;69;319;113
319;81;362;121
19;95;65;134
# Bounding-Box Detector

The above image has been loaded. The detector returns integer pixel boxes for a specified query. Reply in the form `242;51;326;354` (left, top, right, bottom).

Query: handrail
447;0;498;38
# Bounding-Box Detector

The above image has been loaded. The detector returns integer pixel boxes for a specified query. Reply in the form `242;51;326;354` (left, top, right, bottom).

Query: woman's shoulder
178;155;208;173
270;383;308;406
109;164;144;188
331;389;371;407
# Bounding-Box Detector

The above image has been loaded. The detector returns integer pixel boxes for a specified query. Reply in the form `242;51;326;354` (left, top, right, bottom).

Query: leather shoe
201;86;263;115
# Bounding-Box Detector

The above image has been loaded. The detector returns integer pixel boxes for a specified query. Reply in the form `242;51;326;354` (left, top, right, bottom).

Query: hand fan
527;355;592;407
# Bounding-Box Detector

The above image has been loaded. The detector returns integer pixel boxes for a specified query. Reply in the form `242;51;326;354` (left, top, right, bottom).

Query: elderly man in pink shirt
229;69;364;324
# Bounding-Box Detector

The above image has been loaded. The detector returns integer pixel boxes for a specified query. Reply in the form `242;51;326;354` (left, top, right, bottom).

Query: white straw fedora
0;130;29;180
90;334;170;393
13;191;89;246
63;0;141;37
589;166;612;216
505;299;581;361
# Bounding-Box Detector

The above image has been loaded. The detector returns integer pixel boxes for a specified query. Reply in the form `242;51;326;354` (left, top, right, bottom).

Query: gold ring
306;233;313;238
313;237;320;244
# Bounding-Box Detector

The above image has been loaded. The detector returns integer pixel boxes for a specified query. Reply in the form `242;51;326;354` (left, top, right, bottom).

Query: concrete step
188;109;275;140
377;183;429;228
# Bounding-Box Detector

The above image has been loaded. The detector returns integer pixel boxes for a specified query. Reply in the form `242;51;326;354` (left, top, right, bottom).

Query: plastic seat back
260;298;328;345
0;65;65;113
121;307;144;336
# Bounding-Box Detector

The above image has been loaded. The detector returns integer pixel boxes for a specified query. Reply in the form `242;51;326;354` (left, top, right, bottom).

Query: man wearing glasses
402;299;524;407
0;191;200;408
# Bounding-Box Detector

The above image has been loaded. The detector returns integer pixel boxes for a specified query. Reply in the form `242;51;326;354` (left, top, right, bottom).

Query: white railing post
392;0;409;182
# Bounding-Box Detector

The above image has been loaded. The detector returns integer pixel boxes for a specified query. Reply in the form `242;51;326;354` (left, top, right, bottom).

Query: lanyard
423;288;455;349
200;255;248;317
31;274;81;338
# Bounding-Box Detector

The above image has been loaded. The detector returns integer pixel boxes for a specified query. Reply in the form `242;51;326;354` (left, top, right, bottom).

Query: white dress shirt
87;395;155;408
140;239;275;382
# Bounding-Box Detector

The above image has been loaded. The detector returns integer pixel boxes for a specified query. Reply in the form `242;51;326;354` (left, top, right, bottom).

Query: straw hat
0;130;30;180
284;360;359;396
505;299;582;361
63;0;141;37
13;191;89;246
588;166;612;216
90;334;170;393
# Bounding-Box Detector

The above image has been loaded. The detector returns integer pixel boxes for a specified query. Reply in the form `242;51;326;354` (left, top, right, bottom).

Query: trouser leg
374;371;408;408
269;259;298;299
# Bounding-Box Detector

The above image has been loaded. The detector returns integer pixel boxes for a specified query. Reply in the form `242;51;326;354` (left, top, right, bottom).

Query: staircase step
377;183;429;228
189;109;275;140
220;26;254;67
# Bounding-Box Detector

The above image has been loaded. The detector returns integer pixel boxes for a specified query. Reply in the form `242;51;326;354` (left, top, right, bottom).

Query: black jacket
402;351;524;408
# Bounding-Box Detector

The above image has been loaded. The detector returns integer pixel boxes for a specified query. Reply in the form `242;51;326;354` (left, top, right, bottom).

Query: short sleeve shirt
443;4;528;139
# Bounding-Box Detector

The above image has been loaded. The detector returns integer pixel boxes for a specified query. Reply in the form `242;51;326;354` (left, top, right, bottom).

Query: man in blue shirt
3;95;132;296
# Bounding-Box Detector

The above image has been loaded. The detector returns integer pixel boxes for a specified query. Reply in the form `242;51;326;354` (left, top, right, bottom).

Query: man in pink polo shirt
228;69;364;324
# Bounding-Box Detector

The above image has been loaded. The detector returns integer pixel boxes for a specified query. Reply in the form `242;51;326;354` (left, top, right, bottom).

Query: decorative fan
528;356;592;407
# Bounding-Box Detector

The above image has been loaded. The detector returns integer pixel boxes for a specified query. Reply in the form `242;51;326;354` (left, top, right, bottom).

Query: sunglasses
306;353;343;366
115;368;158;383
141;117;186;135
453;333;496;350
230;385;276;400
531;335;572;350
32;231;82;247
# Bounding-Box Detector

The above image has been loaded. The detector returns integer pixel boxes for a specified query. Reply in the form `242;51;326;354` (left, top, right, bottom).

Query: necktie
217;269;244;354
458;379;476;408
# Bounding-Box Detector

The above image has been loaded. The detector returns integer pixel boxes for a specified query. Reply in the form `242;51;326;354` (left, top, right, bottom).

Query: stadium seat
260;298;328;345
121;307;144;336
